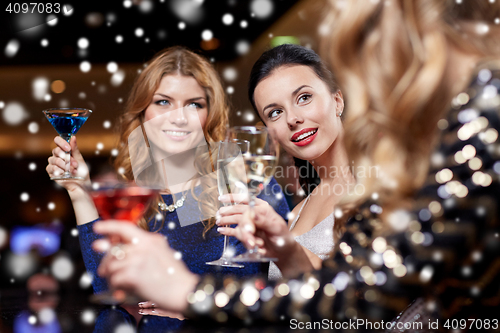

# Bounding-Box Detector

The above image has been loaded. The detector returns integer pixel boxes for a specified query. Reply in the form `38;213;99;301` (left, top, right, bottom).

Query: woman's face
143;74;208;157
254;65;343;162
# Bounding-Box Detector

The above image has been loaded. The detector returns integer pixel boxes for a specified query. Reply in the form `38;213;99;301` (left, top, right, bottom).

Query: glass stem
248;192;259;254
221;235;229;258
63;150;72;177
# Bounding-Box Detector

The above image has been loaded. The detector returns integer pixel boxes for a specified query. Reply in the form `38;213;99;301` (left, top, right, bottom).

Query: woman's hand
92;221;199;314
46;136;90;195
217;194;314;278
46;135;99;225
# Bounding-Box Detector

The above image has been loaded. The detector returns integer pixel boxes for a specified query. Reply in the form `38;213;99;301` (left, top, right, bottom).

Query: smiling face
143;74;208;156
254;65;344;162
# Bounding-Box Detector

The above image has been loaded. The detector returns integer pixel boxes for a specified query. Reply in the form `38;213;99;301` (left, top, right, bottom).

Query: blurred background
0;0;328;330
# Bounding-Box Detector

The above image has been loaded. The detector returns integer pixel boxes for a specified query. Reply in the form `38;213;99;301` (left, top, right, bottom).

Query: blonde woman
94;0;500;326
46;46;289;294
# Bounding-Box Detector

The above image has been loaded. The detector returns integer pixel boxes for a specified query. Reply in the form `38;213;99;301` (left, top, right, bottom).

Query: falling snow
28;122;39;134
5;39;20;58
235;40;250;55
135;28;144;37
222;13;234;25
80;61;91;73
201;30;213;41
21;192;30;202
107;62;118;73
3;102;28;126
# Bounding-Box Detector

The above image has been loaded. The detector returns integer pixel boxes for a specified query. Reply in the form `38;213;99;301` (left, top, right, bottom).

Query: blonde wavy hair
113;46;229;233
321;0;500;234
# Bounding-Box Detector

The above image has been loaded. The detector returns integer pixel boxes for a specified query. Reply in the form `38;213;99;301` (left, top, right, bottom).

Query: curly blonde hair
113;46;229;233
322;0;500;234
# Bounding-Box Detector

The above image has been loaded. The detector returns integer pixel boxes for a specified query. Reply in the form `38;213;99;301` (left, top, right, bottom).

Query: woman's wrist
69;188;99;225
277;240;314;278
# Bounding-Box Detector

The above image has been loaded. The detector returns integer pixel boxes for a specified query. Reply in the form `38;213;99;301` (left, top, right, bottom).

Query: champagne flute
88;179;157;304
43;108;92;180
227;126;279;262
206;140;250;267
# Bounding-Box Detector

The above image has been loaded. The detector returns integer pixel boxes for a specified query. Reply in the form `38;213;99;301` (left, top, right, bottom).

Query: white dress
268;194;335;280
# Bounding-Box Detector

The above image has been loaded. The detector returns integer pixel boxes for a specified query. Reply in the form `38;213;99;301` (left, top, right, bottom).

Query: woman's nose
169;107;188;126
287;109;304;129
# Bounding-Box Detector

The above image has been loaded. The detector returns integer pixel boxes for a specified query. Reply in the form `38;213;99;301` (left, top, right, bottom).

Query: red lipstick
291;128;318;147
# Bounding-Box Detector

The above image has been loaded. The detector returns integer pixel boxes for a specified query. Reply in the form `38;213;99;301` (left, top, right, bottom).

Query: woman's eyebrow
292;85;312;96
262;103;279;114
154;93;171;99
186;97;206;102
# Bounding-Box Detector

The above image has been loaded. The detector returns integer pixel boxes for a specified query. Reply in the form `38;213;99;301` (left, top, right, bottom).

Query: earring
337;112;343;117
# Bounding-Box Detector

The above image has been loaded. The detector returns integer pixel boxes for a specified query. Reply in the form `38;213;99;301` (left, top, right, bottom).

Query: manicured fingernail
248;238;255;247
138;302;145;308
217;227;225;233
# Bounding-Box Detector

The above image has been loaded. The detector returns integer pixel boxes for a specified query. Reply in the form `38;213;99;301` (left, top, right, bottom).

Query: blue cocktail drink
43;108;92;180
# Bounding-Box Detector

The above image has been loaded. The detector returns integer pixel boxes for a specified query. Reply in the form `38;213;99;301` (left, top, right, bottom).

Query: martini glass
88;179;158;304
43;108;92;180
227;126;279;263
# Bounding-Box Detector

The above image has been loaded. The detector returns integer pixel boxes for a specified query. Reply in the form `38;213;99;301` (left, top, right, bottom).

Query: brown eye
268;109;282;119
298;94;312;103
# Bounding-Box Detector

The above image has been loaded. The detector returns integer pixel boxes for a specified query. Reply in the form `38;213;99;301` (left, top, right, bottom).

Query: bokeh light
51;80;66;94
223;67;237;82
5;39;20;58
80;61;91;73
235;40;250;55
3;102;28;126
111;70;126;87
46;15;58;26
28;122;39;134
222;13;234;25
51;255;74;281
107;62;118;73
250;0;274;19
33;77;50;101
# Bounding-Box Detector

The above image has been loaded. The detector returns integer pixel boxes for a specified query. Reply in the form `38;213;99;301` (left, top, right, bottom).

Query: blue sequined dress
77;177;289;293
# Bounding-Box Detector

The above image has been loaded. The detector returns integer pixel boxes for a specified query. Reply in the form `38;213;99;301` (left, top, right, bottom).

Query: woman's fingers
48;155;67;171
219;194;268;206
69;136;85;163
54;136;71;151
218;193;248;205
138;300;156;309
217;227;238;237
217;225;255;247
218;204;248;216
93;221;143;244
